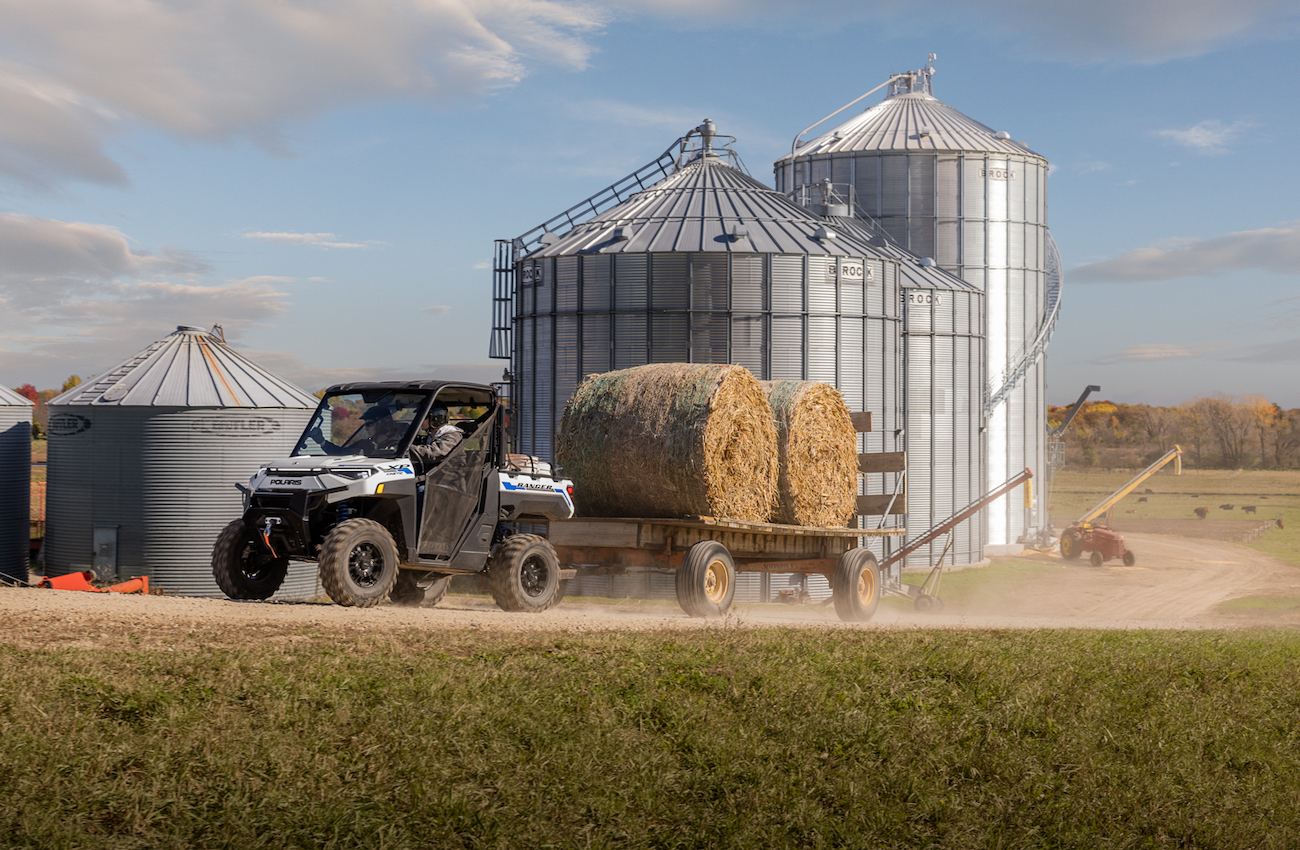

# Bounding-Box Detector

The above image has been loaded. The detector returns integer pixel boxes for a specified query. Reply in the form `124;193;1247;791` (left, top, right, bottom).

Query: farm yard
6;468;1300;847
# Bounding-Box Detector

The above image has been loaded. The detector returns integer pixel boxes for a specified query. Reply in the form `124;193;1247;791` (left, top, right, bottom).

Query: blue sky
1;0;1298;407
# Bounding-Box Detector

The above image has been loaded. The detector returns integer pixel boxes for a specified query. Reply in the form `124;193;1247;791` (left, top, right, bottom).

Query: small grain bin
0;384;33;584
44;327;318;598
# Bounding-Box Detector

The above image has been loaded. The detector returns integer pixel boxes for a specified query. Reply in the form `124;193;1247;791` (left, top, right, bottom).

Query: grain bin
778;59;1060;552
495;122;905;598
0;384;33;584
44;327;318;598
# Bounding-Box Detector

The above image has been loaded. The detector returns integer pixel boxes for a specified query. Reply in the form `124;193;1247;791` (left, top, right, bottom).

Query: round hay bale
761;380;858;527
557;364;777;521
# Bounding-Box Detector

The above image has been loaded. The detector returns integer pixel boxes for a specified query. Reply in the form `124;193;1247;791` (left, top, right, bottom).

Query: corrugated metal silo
45;327;319;598
778;60;1060;552
497;124;906;596
0;384;33;584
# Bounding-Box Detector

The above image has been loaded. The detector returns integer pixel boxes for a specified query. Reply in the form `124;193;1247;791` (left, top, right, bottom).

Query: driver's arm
409;424;463;470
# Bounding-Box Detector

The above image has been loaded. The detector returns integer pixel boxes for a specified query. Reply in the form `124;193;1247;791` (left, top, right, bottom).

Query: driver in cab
409;405;463;472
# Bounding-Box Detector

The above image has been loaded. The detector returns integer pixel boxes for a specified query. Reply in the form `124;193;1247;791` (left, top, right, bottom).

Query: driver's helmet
361;400;396;422
427;406;450;430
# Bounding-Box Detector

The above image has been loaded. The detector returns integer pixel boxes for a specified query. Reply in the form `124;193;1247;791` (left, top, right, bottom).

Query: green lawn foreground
4;627;1300;849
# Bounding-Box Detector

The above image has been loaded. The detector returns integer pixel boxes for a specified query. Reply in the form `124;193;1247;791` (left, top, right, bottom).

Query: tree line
1050;396;1300;470
13;376;82;438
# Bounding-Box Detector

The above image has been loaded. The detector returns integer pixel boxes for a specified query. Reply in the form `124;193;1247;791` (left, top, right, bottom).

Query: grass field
5;627;1300;848
1051;468;1300;566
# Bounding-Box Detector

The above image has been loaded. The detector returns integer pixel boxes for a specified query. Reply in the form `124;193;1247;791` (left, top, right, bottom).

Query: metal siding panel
909;155;935;217
613;314;648;369
865;260;884;315
536;258;554;314
651;314;689;362
534;317;553;461
771;255;803;312
614;254;648;311
839;258;864;315
0;408;31;582
690;254;728;312
731;255;766;312
854;155;880;218
556;256;579;312
582;314;611;376
963;155;985;219
555;315;579;440
582;255;611;312
808;316;837;383
731;316;767;377
909;218;935;260
880;155;907;216
839;318;864;412
519;319;535;454
935;219;959;268
1008;159;1026;222
770;317;804;380
936;156;960;217
652;254;689;310
808;256;836;313
690;313;729;364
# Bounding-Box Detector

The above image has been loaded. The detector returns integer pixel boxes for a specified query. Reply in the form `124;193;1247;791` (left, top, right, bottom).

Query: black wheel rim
238;540;279;582
519;554;549;598
348;542;385;587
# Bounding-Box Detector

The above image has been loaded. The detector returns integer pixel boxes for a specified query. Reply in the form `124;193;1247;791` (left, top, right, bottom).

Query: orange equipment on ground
37;571;150;594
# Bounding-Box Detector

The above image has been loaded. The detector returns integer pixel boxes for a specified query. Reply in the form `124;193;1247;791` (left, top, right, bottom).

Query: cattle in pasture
1194;507;1209;519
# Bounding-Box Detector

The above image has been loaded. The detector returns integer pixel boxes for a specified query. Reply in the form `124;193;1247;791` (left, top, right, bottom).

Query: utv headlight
333;468;373;480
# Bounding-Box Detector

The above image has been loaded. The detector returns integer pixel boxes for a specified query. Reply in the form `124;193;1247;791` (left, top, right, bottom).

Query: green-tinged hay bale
761;380;858;527
557;364;777;521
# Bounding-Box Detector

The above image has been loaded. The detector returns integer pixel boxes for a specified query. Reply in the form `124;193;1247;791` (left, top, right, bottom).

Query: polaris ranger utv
211;381;575;611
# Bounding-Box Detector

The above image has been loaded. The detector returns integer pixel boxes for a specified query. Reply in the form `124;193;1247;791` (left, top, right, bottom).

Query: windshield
294;391;430;458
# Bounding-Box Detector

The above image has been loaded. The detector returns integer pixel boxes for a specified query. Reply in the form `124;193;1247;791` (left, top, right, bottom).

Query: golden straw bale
557;363;777;521
761;380;858;527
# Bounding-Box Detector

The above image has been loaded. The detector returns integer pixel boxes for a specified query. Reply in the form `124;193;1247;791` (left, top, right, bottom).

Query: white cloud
0;0;608;188
242;231;381;249
472;261;490;269
1155;119;1256;154
1072;223;1300;283
614;0;1300;62
568;98;707;131
1094;344;1199;364
423;305;452;314
0;213;293;385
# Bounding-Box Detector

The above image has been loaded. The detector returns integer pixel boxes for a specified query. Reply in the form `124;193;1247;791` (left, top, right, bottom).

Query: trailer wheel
676;541;735;618
1089;550;1104;567
1122;550;1136;567
390;570;452;607
832;548;880;623
1060;529;1083;560
212;519;289;600
488;534;561;613
319;519;400;608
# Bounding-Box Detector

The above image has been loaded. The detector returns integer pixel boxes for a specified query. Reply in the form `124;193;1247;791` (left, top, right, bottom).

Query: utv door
417;410;496;559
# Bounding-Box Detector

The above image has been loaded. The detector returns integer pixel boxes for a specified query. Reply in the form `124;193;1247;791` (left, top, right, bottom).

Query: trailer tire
390;570;452;607
832;548;880;623
1060;529;1083;560
1090;550;1104;567
1122;550;1136;567
212;519;289;600
676;541;736;618
319;519;400;608
488;534;561;613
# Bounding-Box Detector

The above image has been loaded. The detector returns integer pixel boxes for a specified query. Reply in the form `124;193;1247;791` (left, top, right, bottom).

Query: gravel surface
4;532;1299;651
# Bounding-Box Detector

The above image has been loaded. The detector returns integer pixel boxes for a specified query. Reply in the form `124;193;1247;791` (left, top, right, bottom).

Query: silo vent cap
539;231;560;246
994;131;1011;140
176;325;205;333
813;225;836;241
612;226;631;242
919;257;936;267
729;224;748;242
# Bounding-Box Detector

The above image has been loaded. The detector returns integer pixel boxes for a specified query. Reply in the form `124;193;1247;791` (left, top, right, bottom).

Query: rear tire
1060;529;1083;560
488;534;561;612
1122;550;1136;567
832;548;880;623
319;519;400;608
1090;550;1104;567
212;519;289;600
676;541;735;618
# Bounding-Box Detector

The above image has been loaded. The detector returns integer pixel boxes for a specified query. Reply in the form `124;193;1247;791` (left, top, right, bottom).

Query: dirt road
3;533;1298;650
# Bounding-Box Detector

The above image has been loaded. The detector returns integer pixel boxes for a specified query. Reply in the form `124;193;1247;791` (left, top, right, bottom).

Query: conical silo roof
51;326;317;408
0;385;33;406
779;75;1044;161
529;152;881;258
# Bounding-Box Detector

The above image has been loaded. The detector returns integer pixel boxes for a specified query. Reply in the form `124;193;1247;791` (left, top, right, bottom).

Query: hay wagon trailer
548;517;905;622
